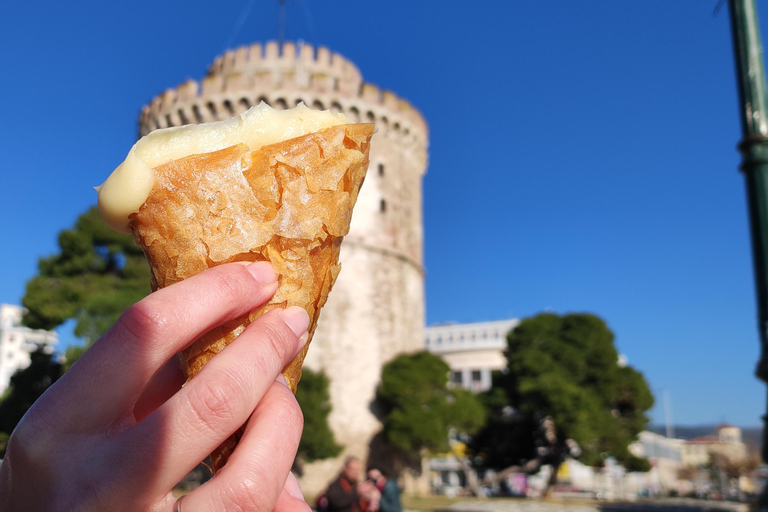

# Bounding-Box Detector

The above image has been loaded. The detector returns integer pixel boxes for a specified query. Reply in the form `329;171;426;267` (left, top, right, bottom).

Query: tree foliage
0;347;63;440
22;206;151;346
472;313;653;473
295;368;343;462
377;351;486;461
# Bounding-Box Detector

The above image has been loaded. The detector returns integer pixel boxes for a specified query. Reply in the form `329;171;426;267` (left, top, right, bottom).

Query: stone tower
138;41;428;492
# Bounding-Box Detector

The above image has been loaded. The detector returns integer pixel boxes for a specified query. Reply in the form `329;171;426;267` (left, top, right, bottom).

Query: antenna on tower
278;0;286;45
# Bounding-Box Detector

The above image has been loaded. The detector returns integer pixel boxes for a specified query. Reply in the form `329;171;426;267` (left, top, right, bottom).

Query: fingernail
280;307;310;337
298;331;309;349
285;472;305;500
276;373;289;387
246;261;277;285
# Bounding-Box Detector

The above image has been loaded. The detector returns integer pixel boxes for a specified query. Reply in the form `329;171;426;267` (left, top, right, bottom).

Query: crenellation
209;55;223;76
316;46;331;67
300;42;314;65
148;95;162;118
221;50;236;75
282;41;296;61
233;46;249;69
249;42;263;62
177;80;199;101
160;89;177;112
147;41;426;142
265;41;280;61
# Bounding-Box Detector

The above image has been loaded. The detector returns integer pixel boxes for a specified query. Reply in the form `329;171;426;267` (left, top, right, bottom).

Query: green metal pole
728;0;768;484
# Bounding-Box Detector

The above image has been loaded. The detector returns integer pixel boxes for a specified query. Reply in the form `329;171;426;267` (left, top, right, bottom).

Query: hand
0;262;312;512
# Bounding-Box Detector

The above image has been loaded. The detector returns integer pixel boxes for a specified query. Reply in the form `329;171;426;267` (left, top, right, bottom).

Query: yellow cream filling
97;102;348;233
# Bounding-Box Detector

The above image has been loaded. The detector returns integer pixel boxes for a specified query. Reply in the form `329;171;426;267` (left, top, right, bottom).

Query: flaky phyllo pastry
98;103;374;471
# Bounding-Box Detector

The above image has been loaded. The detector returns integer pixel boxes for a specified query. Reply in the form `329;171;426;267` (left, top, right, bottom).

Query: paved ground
442;498;750;512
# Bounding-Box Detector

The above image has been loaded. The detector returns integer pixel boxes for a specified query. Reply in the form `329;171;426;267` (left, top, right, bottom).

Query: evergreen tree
22;206;151;359
471;313;653;489
295;368;342;461
377;351;486;461
0;347;63;441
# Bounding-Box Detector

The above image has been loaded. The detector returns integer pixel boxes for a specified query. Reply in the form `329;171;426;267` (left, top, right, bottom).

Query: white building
425;319;518;392
0;304;58;395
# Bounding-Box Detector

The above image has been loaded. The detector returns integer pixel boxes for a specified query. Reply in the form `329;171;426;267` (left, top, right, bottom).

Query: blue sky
0;0;763;427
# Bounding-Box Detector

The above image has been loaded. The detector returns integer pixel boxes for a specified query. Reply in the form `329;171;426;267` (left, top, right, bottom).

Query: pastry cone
128;122;374;471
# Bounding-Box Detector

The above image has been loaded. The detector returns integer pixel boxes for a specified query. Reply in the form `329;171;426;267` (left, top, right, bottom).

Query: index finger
45;261;278;429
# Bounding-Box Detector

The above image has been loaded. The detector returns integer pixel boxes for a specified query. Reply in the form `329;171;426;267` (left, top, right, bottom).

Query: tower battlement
140;41;428;159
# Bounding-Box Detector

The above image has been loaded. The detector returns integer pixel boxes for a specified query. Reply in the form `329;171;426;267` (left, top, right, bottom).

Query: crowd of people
318;457;403;512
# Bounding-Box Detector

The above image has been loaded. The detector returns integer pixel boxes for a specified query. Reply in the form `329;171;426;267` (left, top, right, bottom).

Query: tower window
207;101;218;119
192;105;204;123
378;163;384;177
380;199;386;213
178;109;189;125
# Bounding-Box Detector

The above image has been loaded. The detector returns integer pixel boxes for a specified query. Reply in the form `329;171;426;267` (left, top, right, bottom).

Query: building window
380;199;386;213
472;370;483;391
451;371;463;386
378;163;384;177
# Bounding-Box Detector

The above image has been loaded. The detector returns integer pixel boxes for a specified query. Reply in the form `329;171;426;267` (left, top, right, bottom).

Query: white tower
139;41;429;492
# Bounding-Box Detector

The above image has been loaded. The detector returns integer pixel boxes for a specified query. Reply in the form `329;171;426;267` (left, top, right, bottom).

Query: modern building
0;304;57;395
138;41;428;494
425;319;518;392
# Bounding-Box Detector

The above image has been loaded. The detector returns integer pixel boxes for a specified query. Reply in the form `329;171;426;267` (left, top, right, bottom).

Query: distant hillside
649;424;762;451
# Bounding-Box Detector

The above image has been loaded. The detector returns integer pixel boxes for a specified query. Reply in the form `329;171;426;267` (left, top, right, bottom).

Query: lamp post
728;0;768;498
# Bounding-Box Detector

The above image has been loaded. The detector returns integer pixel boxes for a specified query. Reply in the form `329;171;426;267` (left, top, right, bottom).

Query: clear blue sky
0;0;763;427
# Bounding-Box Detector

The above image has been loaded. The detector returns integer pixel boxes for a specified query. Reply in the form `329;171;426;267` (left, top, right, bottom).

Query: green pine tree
471;313;654;491
295;368;343;461
377;351;486;460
